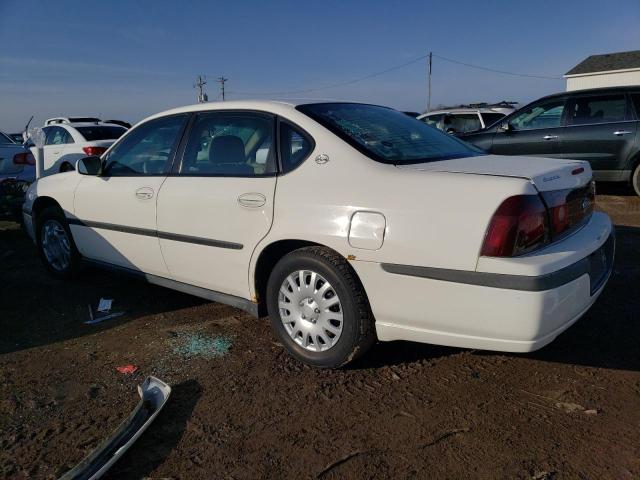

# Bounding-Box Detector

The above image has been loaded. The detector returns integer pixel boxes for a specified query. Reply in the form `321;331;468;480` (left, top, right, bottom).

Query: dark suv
458;87;640;195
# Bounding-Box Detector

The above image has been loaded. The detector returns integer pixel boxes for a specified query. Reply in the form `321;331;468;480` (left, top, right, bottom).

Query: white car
22;101;614;368
31;118;127;175
418;104;516;134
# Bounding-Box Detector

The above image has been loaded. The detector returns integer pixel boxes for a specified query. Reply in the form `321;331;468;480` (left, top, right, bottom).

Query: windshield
0;131;14;144
76;126;126;141
297;103;483;164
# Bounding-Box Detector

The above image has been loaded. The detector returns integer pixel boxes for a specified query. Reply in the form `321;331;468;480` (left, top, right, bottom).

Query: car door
156;110;277;299
42;126;71;174
490;97;567;158
560;92;637;181
71;114;189;276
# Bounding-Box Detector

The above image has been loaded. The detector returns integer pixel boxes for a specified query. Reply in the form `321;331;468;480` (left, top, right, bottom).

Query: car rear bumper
352;213;614;353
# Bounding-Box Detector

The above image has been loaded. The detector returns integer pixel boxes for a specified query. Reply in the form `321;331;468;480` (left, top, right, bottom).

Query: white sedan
22;101;614;368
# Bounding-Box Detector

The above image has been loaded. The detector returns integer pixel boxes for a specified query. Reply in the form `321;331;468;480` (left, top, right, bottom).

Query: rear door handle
613;130;631;136
135;187;154;200
542;135;558;140
238;192;266;208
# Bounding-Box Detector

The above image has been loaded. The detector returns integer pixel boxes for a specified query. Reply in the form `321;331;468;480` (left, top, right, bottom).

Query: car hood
396;154;592;192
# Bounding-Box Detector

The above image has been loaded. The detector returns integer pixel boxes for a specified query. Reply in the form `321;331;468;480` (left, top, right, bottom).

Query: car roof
419;107;510;116
537;85;640;102
142;99;390;125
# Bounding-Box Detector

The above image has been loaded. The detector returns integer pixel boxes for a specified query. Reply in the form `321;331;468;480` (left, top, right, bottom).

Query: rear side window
279;122;313;172
45;127;74;145
568;95;626;125
179;112;276;176
76;126;126;141
480;112;505;128
443;114;481;133
104;114;187;176
420;114;443;129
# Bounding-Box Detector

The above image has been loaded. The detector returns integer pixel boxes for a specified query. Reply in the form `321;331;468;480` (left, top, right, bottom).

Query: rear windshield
76;126;126;141
297;103;483;164
0;131;14;143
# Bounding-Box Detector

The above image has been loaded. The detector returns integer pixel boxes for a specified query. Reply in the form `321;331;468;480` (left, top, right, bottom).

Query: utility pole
217;76;228;101
194;75;208;103
427;51;432;112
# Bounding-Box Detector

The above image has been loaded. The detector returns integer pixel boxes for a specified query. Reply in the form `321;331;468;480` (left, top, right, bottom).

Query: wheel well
253;239;324;316
32;196;62;221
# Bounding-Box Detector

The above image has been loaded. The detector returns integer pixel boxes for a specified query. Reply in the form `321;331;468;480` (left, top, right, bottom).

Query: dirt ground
1;185;639;480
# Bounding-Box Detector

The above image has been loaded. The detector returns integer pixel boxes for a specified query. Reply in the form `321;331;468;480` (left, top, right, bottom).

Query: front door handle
135;187;154;200
542;135;558;140
238;192;266;208
613;130;631;136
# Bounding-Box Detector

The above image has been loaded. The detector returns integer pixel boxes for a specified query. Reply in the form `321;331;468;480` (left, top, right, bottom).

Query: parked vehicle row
23;100;613;368
458;86;640;195
30;117;127;175
0;130;34;221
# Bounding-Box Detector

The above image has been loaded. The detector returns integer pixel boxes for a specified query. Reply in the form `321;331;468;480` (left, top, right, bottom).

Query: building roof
565;50;640;76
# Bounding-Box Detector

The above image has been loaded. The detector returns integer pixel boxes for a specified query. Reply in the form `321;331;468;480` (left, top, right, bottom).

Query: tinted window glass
480;112;505;128
420;114;442;129
280;122;312;172
45;127;70;145
632;94;640;119
509;99;565;130
76;126;126;141
569;95;626;125
297;103;482;164
180;112;275;176
0;131;13;144
443;114;481;133
104;114;187;176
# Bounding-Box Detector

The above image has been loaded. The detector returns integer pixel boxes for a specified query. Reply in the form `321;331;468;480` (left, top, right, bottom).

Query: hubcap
41;219;71;271
278;270;343;352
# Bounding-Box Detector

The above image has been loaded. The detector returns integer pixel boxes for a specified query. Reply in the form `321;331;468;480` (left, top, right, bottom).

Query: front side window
103;114;187;176
297;103;482;164
180;112;275;176
568;95;626;125
443;114;482;133
280;122;313;172
509;99;565;130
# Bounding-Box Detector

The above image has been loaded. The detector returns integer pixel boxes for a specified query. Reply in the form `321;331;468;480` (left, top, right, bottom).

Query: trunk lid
397;154;592;192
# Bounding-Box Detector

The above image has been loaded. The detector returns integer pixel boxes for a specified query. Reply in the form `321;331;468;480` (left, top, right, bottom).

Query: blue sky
1;0;638;132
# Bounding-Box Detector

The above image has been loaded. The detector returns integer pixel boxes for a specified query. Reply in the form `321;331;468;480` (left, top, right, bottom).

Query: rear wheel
632;163;640;196
266;246;376;368
36;206;82;278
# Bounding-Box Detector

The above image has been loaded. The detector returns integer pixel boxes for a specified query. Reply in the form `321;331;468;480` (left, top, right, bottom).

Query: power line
432;53;562;80
222;52;561;99
227;54;429;96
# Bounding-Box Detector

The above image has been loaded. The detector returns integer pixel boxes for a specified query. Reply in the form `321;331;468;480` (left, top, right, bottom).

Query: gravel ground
1;187;639;479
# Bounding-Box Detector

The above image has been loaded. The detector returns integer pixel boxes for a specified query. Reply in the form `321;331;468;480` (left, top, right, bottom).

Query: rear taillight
541;181;594;239
82;146;107;156
13;152;35;165
481;195;550;257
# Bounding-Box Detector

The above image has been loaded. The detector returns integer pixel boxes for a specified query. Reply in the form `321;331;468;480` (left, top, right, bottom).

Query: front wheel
36;206;82;278
632;163;640;196
266;246;376;368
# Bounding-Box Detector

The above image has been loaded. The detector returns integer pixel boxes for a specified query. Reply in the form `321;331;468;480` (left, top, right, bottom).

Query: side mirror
498;122;513;133
77;156;102;175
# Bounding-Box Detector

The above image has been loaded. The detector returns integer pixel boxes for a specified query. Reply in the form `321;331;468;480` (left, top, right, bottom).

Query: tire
36;206;82;278
632;163;640;196
266;246;376;368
